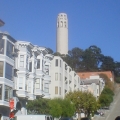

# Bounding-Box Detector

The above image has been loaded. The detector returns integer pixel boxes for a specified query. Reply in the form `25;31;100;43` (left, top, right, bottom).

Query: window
55;59;58;66
35;78;40;89
29;62;32;72
45;65;49;75
19;77;23;89
60;60;61;67
4;85;12;101
61;21;63;27
44;83;49;93
55;73;58;80
37;59;40;69
26;56;29;70
64;21;66;27
28;82;31;93
0;61;3;77
25;82;27;91
20;55;24;67
6;41;14;59
65;64;67;70
55;86;58;94
59;87;61;95
59;73;61;81
5;63;13;80
0;39;4;54
0;84;2;100
41;79;43;91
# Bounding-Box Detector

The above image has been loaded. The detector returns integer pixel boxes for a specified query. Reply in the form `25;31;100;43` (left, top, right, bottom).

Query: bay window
0;61;3;77
5;63;13;80
35;78;40;89
20;55;24;67
19;77;23;89
6;41;14;59
28;82;31;93
4;85;12;101
37;59;40;69
44;83;49;93
29;62;32;72
0;39;4;54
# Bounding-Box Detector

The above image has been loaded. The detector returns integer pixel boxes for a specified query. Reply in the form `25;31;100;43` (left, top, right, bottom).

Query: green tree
98;94;113;107
81;91;98;118
99;74;114;91
100;56;115;71
26;98;50;114
82;45;102;71
65;91;98;120
49;98;62;118
48;98;75;118
68;47;83;71
101;86;114;96
65;91;83;120
98;86;114;108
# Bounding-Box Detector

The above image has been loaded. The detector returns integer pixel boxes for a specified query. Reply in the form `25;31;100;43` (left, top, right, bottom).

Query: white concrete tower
56;13;68;54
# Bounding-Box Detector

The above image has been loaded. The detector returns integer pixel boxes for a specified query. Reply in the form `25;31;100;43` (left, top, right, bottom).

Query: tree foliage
65;91;98;120
51;45;120;83
48;98;62;118
99;74;114;91
26;98;50;114
98;86;114;108
48;98;75;118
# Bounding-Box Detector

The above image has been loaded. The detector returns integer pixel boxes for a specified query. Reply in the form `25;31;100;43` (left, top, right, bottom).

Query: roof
0;32;16;43
77;71;113;80
80;79;100;85
0;19;5;27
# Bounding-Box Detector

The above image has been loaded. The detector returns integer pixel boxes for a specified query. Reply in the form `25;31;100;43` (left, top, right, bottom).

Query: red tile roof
77;71;114;80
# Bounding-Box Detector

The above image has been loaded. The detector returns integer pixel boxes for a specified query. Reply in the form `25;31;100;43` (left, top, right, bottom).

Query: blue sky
0;0;120;61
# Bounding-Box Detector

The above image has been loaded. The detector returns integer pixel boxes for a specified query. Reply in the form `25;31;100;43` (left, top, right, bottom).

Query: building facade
0;32;16;120
0;32;54;119
49;56;81;99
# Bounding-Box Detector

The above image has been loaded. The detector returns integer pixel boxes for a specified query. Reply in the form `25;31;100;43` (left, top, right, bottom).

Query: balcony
27;93;36;100
34;89;44;96
44;75;51;81
16;90;29;99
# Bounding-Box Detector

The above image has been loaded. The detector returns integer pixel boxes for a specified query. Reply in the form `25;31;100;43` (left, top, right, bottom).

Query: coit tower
56;13;68;54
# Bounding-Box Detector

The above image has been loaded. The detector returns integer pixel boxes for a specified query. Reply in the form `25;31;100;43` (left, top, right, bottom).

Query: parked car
94;111;100;115
94;111;104;116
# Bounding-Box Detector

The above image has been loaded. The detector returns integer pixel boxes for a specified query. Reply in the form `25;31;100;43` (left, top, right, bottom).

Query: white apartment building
80;75;105;98
49;56;81;99
0;32;16;120
0;32;54;119
14;41;54;115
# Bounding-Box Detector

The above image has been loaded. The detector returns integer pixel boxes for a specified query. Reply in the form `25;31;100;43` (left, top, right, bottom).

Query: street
94;86;120;120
